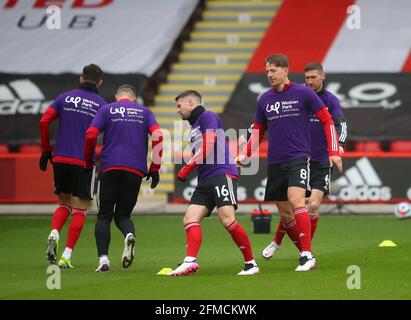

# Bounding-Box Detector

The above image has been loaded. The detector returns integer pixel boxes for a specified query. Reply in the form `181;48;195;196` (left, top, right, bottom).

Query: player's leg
114;172;142;268
307;189;324;240
169;204;208;276
46;163;73;264
262;163;301;258
217;205;259;275
59;165;93;268
94;171;116;272
307;162;330;240
287;158;315;271
211;175;258;275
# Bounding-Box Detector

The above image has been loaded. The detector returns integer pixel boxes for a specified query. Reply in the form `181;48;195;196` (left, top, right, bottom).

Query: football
394;202;411;219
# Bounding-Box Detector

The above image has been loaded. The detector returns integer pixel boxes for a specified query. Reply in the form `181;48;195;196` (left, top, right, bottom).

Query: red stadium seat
0;144;9;153
390;140;411;152
354;141;382;152
19;144;42;153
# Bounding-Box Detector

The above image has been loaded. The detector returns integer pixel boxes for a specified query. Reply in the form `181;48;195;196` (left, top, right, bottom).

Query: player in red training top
169;90;259;276
263;61;347;262
40;64;106;268
237;54;342;271
84;84;163;272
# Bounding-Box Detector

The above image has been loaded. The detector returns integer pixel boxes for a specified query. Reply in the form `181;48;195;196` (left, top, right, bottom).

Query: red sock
65;208;86;249
294;207;312;252
226;220;254;261
185;222;202;258
273;220;286;245
51;205;72;231
283;218;301;251
310;213;319;240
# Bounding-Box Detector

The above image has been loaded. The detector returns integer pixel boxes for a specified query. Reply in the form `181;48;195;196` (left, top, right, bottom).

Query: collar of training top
188;105;205;125
78;81;98;93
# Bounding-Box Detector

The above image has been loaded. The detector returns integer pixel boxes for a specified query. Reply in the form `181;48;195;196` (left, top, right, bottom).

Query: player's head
175;90;202;120
80;63;103;87
304;62;325;93
265;54;289;88
115;84;137;102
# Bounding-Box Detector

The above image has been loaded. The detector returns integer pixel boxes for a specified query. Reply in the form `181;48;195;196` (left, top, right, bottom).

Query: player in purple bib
267;62;348;262
40;64;106;268
84;84;163;272
237;54;343;271
168;90;259;276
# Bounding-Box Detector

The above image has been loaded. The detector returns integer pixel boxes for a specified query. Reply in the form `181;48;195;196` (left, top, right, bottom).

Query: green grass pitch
0;214;410;300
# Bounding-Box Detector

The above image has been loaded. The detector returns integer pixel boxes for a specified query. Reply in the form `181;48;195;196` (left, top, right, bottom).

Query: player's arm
177;130;217;181
241;123;266;157
236;102;266;166
84;126;100;169
333;115;347;154
328;94;347;154
315;107;343;173
146;124;164;189
39;106;58;171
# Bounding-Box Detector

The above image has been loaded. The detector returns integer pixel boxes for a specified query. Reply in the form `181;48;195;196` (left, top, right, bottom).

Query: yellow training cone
379;240;397;247
157;267;173;275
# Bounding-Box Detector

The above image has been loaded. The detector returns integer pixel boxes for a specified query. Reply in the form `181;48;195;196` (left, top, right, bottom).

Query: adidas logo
330;157;391;201
0;79;52;115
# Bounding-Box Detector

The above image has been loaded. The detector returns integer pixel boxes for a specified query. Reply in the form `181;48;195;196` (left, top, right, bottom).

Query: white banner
0;0;198;75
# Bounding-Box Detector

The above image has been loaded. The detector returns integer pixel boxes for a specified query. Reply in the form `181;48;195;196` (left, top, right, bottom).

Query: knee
308;200;320;214
279;210;294;222
183;215;196;225
97;211;113;222
220;215;235;228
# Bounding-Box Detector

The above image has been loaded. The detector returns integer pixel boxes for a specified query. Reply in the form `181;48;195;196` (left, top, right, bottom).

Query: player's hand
330;155;343;174
146;171;160;189
339;145;344;155
39;151;52;171
234;154;247;168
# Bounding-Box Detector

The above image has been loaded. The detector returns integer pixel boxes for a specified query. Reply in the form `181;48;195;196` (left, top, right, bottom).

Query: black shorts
264;157;310;202
97;170;142;216
189;174;238;216
309;161;331;195
53;163;95;200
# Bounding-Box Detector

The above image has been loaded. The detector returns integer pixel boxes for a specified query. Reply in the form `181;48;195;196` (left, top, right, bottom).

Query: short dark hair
82;64;103;83
175;90;202;102
265;54;289;68
117;84;136;96
304;62;324;74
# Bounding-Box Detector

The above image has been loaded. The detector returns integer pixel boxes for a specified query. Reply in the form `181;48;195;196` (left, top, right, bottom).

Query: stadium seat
354;141;382;152
390;140;411;152
19;144;42;153
0;144;9;153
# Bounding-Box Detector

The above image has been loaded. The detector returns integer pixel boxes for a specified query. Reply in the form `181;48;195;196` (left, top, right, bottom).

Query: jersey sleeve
145;109;160;132
328;94;347;147
198;111;220;134
254;99;267;126
306;88;326;113
49;94;63;114
90;106;107;132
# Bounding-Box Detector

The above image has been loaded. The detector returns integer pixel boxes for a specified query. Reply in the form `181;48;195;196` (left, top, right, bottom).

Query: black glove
39;151;53;171
146;171;160;189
